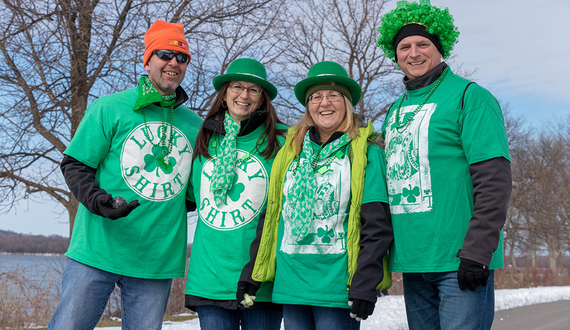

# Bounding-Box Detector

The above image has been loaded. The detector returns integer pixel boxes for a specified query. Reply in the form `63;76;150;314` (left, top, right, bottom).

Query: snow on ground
100;286;570;330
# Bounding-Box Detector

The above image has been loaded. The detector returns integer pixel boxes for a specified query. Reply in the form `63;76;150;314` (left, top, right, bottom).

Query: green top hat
294;61;362;106
213;58;278;100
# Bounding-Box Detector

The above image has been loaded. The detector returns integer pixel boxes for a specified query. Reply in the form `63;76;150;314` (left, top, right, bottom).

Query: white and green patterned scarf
210;114;241;207
288;130;351;241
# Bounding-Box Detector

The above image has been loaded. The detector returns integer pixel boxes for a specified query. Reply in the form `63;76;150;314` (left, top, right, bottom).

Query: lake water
0;253;67;275
0;253;67;298
1;254;192;324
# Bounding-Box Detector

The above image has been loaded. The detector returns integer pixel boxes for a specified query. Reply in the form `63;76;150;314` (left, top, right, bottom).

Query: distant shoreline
0;252;65;256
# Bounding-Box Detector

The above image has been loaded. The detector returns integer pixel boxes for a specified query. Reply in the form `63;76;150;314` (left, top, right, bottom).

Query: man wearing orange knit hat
49;20;202;330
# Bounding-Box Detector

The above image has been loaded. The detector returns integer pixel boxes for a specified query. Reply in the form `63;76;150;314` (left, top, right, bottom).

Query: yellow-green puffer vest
251;122;391;290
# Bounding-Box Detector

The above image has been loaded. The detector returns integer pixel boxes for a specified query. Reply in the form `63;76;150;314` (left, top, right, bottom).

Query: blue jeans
195;305;282;330
403;271;495;330
48;258;172;330
282;304;360;330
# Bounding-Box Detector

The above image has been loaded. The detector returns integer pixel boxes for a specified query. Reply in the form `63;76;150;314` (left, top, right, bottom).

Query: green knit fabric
210;114;241;207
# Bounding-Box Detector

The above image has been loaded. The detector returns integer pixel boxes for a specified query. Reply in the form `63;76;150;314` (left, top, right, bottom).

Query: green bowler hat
294;61;362;106
212;58;278;100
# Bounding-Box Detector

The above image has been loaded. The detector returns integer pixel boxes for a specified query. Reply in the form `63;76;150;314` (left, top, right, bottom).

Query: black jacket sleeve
60;154;108;215
239;209;267;289
458;157;512;266
348;202;393;302
185;200;197;212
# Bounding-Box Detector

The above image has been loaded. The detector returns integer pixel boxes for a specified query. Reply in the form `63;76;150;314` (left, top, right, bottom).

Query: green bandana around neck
133;76;176;111
210;113;241;207
287;130;351;241
134;75;178;158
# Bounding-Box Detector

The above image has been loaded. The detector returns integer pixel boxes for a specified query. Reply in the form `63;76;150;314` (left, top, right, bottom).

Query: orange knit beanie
143;20;191;66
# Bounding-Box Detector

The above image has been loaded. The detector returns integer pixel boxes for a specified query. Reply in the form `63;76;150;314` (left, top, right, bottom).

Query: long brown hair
193;82;286;161
289;96;360;158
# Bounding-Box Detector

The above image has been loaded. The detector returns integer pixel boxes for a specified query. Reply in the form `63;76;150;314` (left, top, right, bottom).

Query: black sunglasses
152;50;190;63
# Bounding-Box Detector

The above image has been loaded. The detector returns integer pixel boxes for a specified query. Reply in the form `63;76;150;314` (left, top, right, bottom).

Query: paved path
492;300;570;330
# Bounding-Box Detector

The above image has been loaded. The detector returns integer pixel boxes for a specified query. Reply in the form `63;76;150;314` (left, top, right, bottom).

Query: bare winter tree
0;0;285;236
182;0;286;117
510;121;570;272
501;106;531;270
268;0;401;126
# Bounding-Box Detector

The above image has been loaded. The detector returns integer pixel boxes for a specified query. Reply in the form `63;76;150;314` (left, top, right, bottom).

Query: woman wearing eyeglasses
238;61;393;330
184;58;286;329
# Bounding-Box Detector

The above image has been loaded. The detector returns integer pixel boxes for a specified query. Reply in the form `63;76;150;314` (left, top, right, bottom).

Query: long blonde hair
288;96;360;158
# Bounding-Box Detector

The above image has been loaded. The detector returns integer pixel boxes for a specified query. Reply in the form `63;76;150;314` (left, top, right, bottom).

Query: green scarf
133;76;176;111
288;130;351;241
210;114;241;207
133;76;177;157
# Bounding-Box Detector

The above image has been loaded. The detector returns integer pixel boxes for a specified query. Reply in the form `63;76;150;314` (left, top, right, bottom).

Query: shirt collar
202;110;269;137
403;62;448;91
308;126;344;146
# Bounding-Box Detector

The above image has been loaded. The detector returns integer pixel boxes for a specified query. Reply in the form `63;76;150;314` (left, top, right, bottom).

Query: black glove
237;281;259;308
349;298;375;321
95;194;140;220
457;258;490;291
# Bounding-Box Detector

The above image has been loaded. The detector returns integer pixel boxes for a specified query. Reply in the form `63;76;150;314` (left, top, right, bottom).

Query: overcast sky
435;0;570;123
2;0;569;237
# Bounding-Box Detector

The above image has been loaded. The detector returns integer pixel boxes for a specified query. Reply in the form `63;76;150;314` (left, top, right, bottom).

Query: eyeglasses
229;83;262;97
308;92;343;104
152;50;190;63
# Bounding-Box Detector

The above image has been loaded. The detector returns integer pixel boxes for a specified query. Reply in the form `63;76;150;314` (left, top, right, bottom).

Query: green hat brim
213;73;278;100
294;75;361;107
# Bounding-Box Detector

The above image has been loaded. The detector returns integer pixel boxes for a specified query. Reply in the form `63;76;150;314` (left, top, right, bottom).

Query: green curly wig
377;1;460;61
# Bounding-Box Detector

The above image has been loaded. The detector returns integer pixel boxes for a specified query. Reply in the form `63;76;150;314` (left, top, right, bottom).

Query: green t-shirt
272;138;389;308
382;70;510;273
185;123;286;302
64;87;202;279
